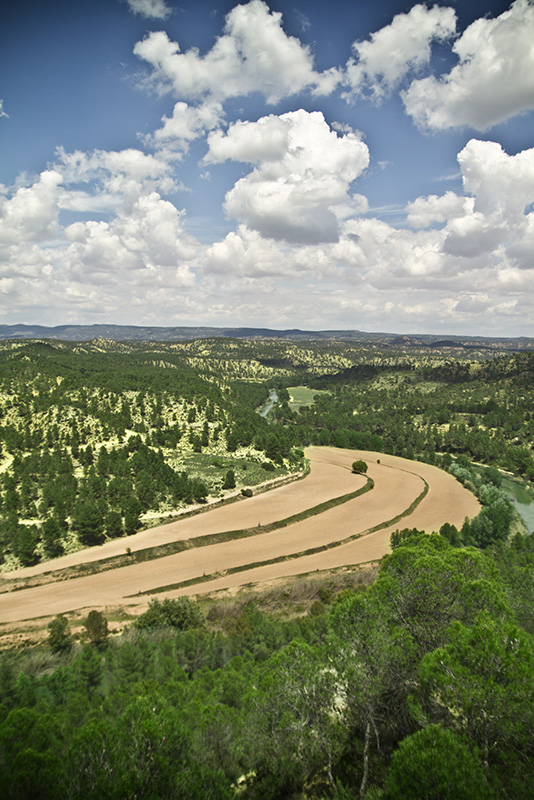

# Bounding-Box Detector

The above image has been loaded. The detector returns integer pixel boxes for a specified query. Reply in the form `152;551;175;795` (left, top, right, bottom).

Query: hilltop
0;323;532;351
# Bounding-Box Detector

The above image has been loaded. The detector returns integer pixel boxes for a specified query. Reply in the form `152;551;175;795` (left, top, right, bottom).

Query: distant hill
0;323;532;350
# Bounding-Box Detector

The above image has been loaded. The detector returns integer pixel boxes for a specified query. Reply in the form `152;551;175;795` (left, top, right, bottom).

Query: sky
0;0;533;337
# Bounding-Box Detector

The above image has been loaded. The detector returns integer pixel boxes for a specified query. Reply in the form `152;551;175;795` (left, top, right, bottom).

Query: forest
1;335;534;798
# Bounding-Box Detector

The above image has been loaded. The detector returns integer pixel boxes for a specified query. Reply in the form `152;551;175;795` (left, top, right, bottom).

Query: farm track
0;447;480;627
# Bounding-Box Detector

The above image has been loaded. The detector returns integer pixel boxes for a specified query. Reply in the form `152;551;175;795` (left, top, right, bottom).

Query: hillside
1;337;533;799
0;323;532;350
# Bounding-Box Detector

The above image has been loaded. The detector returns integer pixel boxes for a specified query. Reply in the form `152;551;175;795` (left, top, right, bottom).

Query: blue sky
1;0;533;336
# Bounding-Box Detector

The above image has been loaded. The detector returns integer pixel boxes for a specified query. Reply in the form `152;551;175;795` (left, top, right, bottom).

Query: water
258;389;278;419
502;477;534;534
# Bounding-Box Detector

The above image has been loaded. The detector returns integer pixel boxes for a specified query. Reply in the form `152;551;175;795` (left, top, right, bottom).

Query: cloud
337;217;447;283
0;100;8;119
458;139;534;218
204;225;289;277
204;114;290;165
126;0;171;20
0;170;63;246
63;192;198;277
204;223;342;283
147;101;225;155
0;142;200;323
407;191;474;228
403;140;534;267
206;109;369;244
441;140;534;260
403;0;534;130
55;146;177;201
133;0;339;105
344;3;456;100
442;213;509;259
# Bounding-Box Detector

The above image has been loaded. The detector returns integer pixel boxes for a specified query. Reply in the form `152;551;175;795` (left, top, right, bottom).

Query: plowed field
0;447;479;627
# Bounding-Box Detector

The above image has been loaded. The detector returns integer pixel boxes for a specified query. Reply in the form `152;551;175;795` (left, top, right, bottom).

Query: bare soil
0;447;479;630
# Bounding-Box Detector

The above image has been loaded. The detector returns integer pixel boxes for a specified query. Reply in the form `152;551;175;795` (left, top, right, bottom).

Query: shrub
135;597;205;631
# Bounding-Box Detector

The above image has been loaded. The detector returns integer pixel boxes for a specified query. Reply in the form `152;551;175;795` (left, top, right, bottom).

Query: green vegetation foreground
2;529;534;799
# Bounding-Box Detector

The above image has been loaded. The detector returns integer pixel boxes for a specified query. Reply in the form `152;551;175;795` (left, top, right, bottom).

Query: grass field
287;385;327;410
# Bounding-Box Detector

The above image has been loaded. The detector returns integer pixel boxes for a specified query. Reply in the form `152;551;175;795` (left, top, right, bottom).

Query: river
258;389;278;419
502;478;534;534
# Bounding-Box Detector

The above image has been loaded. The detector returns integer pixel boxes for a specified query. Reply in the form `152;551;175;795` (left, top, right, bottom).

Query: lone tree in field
352;460;368;474
222;469;236;490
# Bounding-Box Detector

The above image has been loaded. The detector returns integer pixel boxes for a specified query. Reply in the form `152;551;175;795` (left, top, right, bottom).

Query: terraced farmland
0;447;479;629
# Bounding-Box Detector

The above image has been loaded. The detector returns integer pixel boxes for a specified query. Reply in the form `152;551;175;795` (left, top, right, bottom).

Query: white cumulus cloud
344;3;456;100
63;192;198;278
403;0;534;130
148;101;225;155
458;139;534;218
407;191;474;228
0;170;63;246
55;147;176;200
206;110;369;244
133;0;339;105
204;225;288;277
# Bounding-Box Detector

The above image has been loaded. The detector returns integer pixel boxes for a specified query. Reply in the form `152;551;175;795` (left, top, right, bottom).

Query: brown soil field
5;452;364;580
0;447;479;629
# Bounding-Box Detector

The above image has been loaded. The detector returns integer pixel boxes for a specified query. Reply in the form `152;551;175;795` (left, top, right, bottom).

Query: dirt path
0;448;479;625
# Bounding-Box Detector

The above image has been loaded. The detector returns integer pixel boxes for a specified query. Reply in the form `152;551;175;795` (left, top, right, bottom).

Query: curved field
0;448;479;625
6;453;366;580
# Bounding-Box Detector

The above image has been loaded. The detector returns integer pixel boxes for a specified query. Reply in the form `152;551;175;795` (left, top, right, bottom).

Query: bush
352;460;368;474
135;597;206;631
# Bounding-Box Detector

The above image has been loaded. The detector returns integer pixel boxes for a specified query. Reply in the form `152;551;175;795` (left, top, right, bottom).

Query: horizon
1;0;533;337
1;320;532;343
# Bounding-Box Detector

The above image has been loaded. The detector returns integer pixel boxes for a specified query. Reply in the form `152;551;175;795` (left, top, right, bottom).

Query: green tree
104;509;123;538
83;610;109;647
248;640;345;796
222;469;236;490
384;725;492;800
352;460;368;474
331;591;413;796
42;516;64;558
416;612;534;772
47;614;72;654
124;496;142;535
14;526;40;567
72;500;104;546
375;534;509;654
0;707;65;800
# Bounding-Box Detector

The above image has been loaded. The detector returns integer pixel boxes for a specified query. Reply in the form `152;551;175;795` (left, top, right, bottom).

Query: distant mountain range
0;323;532;350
